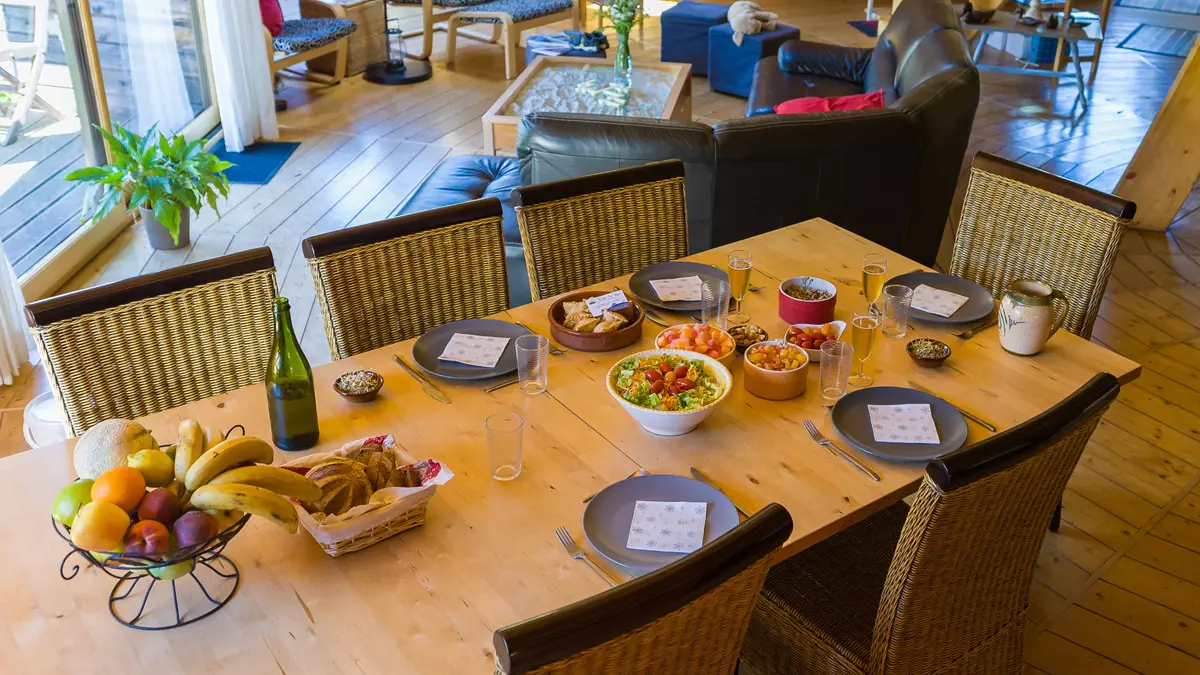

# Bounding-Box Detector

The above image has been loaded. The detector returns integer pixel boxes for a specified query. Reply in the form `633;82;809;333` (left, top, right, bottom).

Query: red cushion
774;90;886;115
260;0;284;37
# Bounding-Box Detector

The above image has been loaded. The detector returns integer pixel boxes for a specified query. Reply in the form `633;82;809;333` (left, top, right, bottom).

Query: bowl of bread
548;290;644;352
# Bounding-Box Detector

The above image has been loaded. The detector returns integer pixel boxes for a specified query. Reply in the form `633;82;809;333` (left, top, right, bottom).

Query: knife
953;315;997;340
690;467;752;518
907;380;997;432
392;354;452;405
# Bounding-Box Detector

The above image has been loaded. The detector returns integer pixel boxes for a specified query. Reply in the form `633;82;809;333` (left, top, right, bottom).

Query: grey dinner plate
582;474;740;572
886;271;994;324
831;386;969;462
629;262;729;312
411;319;527;380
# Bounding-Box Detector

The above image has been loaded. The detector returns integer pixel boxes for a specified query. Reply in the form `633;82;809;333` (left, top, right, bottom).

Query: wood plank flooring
8;1;1200;672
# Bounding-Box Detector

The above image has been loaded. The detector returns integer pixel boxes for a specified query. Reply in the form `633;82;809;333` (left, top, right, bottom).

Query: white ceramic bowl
606;349;733;436
653;323;737;366
783;321;847;362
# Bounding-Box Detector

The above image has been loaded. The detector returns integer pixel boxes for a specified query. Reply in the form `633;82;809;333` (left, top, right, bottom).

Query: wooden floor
9;1;1200;672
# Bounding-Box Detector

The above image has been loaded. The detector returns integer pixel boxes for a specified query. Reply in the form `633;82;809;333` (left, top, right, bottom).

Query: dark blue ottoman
661;1;729;76
708;23;800;98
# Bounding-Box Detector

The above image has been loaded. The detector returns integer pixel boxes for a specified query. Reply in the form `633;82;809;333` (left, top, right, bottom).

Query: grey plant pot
139;206;190;250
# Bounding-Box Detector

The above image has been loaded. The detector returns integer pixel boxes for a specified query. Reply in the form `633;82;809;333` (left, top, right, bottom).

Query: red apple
137;488;182;526
123;520;170;557
173;511;218;549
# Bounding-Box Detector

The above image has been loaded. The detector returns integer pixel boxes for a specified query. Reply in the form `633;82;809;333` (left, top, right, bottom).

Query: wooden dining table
0;219;1140;674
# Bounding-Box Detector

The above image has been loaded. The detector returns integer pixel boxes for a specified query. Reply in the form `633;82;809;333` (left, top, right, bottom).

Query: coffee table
481;55;693;155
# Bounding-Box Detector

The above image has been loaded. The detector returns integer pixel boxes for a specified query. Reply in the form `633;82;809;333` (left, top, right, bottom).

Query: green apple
127;448;175;487
52;479;94;527
149;558;195;581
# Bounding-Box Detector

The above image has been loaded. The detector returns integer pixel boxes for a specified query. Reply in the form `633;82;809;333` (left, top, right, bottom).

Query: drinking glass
862;253;887;311
881;285;914;339
727;249;752;324
486;412;524;481
849;308;881;387
701;279;732;329
516;334;549;395
820;341;854;405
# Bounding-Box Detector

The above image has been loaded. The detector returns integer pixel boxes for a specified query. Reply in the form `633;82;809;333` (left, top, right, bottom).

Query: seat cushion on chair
456;0;575;24
746;54;864;116
388;0;490;7
741;501;909;675
274;18;358;54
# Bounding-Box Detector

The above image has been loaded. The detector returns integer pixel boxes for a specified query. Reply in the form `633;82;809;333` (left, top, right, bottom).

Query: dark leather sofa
516;0;977;265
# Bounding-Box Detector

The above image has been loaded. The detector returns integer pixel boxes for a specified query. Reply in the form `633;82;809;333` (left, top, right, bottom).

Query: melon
73;419;159;480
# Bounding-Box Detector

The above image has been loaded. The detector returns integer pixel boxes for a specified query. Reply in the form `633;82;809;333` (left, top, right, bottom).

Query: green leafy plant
65;123;233;245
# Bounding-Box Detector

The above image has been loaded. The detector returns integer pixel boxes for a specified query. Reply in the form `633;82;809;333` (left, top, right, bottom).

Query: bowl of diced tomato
607;349;732;436
743;340;810;400
654;323;737;365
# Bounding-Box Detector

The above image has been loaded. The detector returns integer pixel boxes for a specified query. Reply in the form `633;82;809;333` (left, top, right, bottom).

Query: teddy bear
727;1;780;46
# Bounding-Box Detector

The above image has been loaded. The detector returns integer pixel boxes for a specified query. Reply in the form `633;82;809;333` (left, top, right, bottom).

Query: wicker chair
25;249;278;437
304;198;509;359
739;373;1121;675
949;152;1135;340
513;160;690;301
494;503;793;674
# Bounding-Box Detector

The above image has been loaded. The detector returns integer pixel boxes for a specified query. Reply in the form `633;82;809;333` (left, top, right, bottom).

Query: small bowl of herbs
779;276;838;325
907;338;951;368
334;369;384;402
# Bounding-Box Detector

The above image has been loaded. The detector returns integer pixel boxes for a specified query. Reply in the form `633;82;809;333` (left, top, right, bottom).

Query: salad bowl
606;349;733;436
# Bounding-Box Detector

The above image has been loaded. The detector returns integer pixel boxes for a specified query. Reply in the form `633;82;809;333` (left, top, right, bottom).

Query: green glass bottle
266;297;319;451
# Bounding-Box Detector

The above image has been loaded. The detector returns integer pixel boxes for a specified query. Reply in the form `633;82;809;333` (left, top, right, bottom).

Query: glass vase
613;28;632;87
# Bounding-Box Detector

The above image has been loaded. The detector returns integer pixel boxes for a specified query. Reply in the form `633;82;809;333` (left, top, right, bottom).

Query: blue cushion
273;18;357;54
707;22;800;98
457;0;575;24
661;1;729;76
389;0;490;7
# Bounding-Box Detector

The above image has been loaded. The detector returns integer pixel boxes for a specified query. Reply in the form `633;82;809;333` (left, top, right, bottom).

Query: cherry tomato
659;362;671;374
668;383;681;395
676;378;695;391
801;339;813;349
674;365;689;379
646;369;662;382
664;371;677;384
650;380;665;394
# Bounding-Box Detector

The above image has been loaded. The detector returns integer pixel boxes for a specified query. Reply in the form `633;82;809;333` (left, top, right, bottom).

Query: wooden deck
4;0;1200;672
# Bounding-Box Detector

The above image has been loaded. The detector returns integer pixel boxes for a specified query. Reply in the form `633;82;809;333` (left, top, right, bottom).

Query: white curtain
203;0;278;152
123;0;194;133
0;243;29;386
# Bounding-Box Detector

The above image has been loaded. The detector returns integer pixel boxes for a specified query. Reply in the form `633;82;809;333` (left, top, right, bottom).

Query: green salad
613;354;724;411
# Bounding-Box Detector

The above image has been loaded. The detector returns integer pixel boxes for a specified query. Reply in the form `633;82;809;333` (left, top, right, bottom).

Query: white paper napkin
437;333;510;368
649;276;703;302
626;500;707;554
912;284;970;318
868;404;941;444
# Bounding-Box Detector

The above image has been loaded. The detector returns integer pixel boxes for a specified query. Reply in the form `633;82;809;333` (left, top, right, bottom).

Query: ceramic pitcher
998;280;1070;356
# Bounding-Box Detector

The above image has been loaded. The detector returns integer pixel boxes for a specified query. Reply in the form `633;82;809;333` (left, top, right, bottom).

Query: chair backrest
494;503;793;674
303;198;509;359
950;152;1134;339
512;160;690;301
0;0;50;52
869;373;1120;674
26;248;278;436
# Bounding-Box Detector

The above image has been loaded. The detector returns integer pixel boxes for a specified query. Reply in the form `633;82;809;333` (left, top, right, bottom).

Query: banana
163;479;187;501
204;508;246;532
189;484;298;534
184;437;275;491
174;419;204;482
207;465;321;501
202;425;225;451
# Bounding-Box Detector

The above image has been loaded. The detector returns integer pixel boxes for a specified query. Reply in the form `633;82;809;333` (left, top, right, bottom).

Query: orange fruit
91;466;147;512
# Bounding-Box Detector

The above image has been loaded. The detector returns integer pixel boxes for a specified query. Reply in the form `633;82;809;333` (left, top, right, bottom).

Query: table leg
972;32;987;62
1071;42;1088;113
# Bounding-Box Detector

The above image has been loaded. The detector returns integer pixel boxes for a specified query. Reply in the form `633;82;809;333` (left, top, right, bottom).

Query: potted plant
66;123;233;250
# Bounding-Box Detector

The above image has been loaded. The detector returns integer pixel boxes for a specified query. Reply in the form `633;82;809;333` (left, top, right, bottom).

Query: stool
524;32;607;69
397;156;531;305
708;22;799;98
661;1;729;76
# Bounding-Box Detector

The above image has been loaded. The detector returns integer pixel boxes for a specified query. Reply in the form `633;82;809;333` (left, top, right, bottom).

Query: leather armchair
516;0;975;264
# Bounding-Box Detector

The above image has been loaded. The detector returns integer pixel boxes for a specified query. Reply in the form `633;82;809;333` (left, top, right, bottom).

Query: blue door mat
212;140;301;184
1118;24;1198;57
1116;0;1200;15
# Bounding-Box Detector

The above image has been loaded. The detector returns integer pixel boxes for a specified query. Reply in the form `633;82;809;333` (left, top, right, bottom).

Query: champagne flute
727;249;752;324
849;308;881;387
862;253;887;312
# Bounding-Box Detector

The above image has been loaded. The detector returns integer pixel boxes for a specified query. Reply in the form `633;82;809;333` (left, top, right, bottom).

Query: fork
582;468;649;503
802;420;881;482
555;526;619;586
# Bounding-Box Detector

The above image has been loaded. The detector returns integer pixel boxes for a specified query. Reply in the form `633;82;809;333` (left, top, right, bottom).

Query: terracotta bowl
779;277;838;325
743;341;810;401
548;291;644;352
